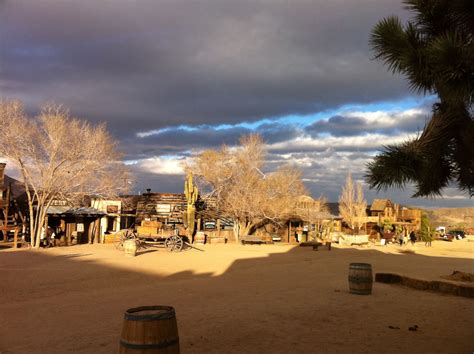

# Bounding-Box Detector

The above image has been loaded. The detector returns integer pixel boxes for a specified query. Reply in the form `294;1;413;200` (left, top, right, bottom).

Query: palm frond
428;31;474;103
370;16;410;74
403;0;452;37
368;0;473;198
365;140;421;192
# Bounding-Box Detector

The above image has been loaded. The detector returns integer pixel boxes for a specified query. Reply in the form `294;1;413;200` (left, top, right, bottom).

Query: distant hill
327;201;473;229
423;207;474;228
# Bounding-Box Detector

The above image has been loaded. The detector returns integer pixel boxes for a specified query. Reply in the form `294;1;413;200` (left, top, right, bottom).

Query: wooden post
87;220;94;244
60;219;66;246
3;185;10;242
94;218;100;244
66;222;75;246
90;219;95;244
288;221;291;244
217;219;221;237
13;227;18;248
65;223;69;246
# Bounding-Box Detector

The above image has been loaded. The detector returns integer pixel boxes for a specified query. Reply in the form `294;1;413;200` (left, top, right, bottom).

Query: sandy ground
1;239;473;354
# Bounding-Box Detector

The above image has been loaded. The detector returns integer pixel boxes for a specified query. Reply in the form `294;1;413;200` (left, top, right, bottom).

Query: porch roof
46;206;106;217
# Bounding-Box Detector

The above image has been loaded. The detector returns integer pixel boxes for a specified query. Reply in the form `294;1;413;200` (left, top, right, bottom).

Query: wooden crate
137;225;158;236
104;233;117;244
141;220;162;228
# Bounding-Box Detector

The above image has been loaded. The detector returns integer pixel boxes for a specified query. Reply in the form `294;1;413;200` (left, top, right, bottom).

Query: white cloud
441;195;471;200
132;156;187;175
345;108;427;127
268;133;417;152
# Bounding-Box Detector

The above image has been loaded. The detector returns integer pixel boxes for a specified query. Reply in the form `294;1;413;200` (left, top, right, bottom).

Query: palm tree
366;0;473;197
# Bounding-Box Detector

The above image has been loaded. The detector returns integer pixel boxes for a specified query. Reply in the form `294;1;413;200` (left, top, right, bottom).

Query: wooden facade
135;192;187;226
46;206;105;245
367;199;421;231
370;199;396;219
266;195;342;244
0;163;22;246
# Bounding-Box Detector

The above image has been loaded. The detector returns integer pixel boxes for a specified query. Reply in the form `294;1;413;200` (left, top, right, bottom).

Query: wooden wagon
114;220;186;252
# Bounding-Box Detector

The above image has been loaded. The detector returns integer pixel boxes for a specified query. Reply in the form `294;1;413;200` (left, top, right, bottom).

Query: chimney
0;162;5;187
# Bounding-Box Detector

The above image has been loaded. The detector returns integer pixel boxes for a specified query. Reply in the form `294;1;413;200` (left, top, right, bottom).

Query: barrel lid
124;306;176;321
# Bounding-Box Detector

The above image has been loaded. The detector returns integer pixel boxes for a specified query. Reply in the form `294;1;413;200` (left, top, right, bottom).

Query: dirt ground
1;239;473;354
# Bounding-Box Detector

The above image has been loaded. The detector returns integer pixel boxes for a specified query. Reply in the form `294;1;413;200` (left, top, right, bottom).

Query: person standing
424;236;432;247
398;231;404;246
410;231;416;246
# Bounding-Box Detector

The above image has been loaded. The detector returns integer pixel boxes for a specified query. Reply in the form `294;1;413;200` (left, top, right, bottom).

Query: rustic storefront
46;206;106;245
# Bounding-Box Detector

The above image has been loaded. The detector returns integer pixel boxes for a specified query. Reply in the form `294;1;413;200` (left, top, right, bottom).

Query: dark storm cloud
123;122;300;160
5;0;467;207
309;115;368;137
307;110;426;137
1;0;411;138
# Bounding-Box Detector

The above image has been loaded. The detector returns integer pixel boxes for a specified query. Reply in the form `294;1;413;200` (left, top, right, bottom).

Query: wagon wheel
114;229;136;250
113;230;127;250
165;235;183;252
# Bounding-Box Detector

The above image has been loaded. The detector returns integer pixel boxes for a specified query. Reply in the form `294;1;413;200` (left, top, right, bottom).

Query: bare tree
354;182;367;232
339;173;367;233
0;100;131;247
187;134;306;241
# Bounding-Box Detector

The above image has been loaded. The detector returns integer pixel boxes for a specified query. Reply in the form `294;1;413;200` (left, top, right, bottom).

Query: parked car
446;230;465;240
271;233;282;242
203;221;216;230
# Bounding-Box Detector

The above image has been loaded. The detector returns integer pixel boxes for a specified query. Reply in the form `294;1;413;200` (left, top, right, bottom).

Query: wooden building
398;207;422;231
364;199;421;233
278;195;342;244
118;195;139;229
369;199;397;219
46;205;105;245
0;163;23;245
90;198;122;235
135;191;187;226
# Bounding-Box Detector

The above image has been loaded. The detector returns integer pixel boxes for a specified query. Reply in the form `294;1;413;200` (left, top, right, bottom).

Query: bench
350;242;369;247
240;235;270;245
312;241;331;251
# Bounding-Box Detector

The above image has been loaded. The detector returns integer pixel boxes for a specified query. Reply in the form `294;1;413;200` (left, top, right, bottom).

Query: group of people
40;226;58;247
397;230;420;246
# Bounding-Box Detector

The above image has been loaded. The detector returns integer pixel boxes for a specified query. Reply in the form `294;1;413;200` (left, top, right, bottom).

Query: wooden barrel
194;232;206;244
124;239;137;257
348;263;373;295
119;306;179;353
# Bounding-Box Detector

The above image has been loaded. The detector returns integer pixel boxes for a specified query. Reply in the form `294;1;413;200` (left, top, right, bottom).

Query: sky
0;0;472;208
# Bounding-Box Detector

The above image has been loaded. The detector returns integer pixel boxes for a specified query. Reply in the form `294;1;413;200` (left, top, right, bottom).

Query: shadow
183;243;205;252
57;253;93;258
397;249;416;255
1;241;473;354
135;249;158;256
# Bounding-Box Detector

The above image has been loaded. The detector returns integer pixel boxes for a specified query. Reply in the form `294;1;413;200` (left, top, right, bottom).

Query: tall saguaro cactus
183;173;198;236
